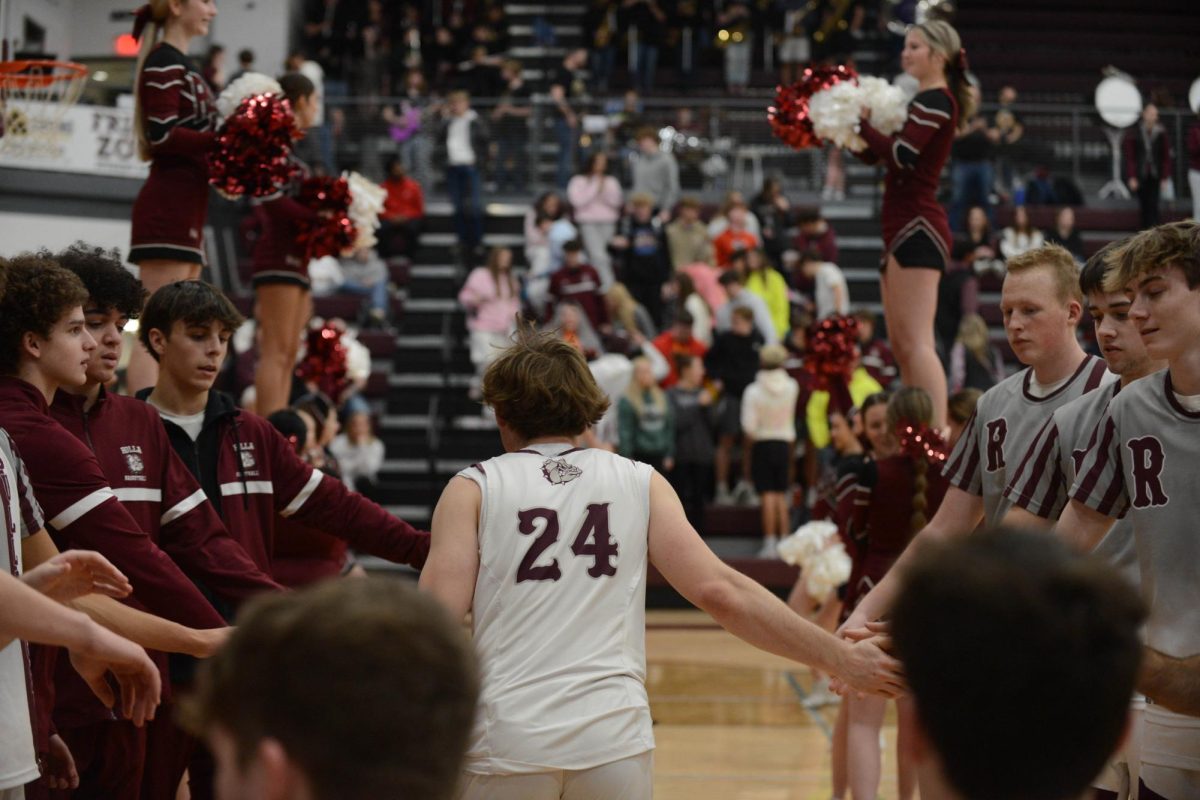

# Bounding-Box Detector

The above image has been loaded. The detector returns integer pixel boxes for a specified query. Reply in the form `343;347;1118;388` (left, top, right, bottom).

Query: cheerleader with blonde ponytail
127;0;219;391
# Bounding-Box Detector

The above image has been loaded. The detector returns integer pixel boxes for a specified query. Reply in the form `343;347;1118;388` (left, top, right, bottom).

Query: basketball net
0;59;87;154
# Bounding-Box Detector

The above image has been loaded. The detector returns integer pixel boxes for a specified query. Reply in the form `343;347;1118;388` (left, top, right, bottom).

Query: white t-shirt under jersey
458;443;655;774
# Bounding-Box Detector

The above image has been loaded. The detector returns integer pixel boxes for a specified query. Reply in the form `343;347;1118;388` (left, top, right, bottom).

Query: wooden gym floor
647;610;903;800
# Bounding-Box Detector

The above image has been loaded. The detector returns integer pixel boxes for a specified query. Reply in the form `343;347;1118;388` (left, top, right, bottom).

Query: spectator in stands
631;127;681;221
187;579;478;800
854;309;899;388
284;50;332;175
953;205;1002;277
778;0;813;85
548;240;610;332
742;344;799;557
947;312;1005;393
990;85;1025;198
669;353;716;532
792;208;838;265
379;156;424;259
934;258;979;368
549;48;589;189
458;247;520;400
584;0;620;92
653;310;707;388
797;249;848;320
1125;102;1172;229
718;0;754;94
625;0;667;93
707;305;764;506
605;283;658;342
438;90;488;260
675;271;713;347
1043;206;1085;262
709;190;763;241
712;203;760;268
949;81;994;232
227;47;255;86
752;177;793;266
998;205;1045;261
666;197;715;269
330;410;384;497
1188;107;1200;221
383;70;434;190
741;249;791;339
491;59;532;194
550;302;603;361
568;152;624;291
201;44;226;92
612;193;673;326
524;192;566;278
716;270;777;344
945;387;981;452
618;356;676;472
335;247;392;330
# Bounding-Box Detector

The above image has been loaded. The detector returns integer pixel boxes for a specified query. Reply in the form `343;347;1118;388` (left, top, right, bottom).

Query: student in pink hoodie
458;247;521;399
567;152;624;291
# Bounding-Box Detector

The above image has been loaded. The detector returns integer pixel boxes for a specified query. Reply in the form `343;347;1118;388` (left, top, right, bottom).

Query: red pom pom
805;314;861;413
296;176;358;260
208;93;301;199
897;421;949;466
768;63;859;151
295;322;350;400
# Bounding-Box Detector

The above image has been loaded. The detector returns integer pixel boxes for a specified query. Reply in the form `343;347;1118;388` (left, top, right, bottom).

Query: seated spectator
674;271;713;348
523;192;568;312
652;309;707;387
948;313;1005;393
604;282;658;343
741;344;800;557
715;269;777;344
550;302;603;361
854;309;898;388
712;203;760;268
458;246;520;399
1043;206;1085;262
567;152;624;290
708;191;762;242
668;354;716;532
612;193;672;326
751;177;792;264
332;247;392;329
740;249;791;338
792;208;838;265
548;240;610;331
706;306;764;506
379;157;425;259
185;579;479;800
998;205;1044;261
617;356;676;473
796;249;848;320
330;410;385;498
630;127;680;221
953;205;1003;277
666;196;715;270
890;529;1143;800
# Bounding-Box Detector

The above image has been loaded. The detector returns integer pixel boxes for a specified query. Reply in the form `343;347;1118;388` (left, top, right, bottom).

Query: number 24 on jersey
516;503;618;583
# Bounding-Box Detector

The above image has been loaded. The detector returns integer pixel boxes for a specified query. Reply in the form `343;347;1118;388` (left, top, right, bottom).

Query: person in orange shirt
712;203;760;268
380;156;425;258
652;310;708;387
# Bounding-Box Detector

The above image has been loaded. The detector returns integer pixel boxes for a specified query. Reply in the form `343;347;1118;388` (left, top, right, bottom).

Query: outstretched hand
68;626;161;727
22;550;132;603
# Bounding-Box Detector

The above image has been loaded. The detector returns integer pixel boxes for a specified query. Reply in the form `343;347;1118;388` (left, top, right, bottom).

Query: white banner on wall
0;102;148;179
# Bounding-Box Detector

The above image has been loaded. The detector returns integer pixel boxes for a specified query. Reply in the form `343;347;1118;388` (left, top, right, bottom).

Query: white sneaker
715;484;734;506
757;536;780;559
735;480;760;506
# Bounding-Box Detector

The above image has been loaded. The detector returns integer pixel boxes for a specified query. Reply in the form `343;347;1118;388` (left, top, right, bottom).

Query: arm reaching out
419;476;481;622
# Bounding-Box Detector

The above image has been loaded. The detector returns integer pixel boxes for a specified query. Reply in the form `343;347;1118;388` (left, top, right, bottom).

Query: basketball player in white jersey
1001;242;1166;800
840;244;1113;635
420;329;902;800
1058;221;1200;800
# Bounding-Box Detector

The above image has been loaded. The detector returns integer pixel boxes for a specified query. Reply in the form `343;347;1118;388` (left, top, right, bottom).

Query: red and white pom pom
216;72;283;121
809;74;908;152
768;63;858;151
208;93;300;199
296;176;357;260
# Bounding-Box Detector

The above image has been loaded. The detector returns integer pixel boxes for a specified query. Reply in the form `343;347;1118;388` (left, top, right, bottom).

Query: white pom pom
804;542;852;601
217;72;284;120
809;81;866;151
858;76;908;137
342;171;388;253
777;520;839;566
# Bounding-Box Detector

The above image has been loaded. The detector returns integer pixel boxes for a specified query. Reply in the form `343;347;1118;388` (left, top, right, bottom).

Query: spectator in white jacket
741;344;800;558
329;411;385;496
567;152;624;290
457;246;521;399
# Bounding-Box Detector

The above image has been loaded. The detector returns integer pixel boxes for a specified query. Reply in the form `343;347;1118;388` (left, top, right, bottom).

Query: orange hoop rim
0;59;88;90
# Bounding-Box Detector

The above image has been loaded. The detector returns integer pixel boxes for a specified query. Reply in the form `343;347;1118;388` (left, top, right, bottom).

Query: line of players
0;245;430;800
842;225;1200;800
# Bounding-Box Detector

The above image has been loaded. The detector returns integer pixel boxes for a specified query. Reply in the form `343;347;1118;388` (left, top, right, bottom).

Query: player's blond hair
1104;221;1200;292
1005;243;1083;305
482;325;611;440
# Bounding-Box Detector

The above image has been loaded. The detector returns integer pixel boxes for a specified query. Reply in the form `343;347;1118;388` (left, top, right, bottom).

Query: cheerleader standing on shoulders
844;387;949;800
252;73;322;415
857;20;974;430
128;0;219;392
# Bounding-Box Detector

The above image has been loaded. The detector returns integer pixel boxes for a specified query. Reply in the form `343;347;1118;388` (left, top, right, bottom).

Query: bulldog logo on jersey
541;458;582;485
240;449;256;470
124;452;144;474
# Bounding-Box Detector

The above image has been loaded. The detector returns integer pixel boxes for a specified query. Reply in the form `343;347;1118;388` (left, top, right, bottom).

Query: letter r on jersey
985;418;1007;472
1126;436;1168;509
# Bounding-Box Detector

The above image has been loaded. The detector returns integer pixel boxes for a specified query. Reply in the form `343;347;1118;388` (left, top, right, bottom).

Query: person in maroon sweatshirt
137;279;430;799
546;239;611;332
45;243;284;799
0;253;228;799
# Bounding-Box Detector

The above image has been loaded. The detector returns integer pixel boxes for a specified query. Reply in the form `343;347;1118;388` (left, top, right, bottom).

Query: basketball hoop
0;59;88;153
